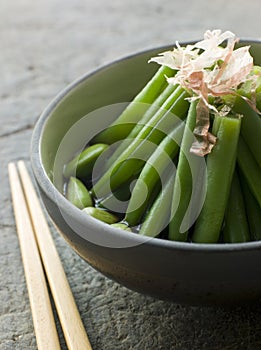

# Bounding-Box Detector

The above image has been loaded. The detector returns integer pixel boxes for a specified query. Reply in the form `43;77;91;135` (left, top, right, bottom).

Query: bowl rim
31;38;261;253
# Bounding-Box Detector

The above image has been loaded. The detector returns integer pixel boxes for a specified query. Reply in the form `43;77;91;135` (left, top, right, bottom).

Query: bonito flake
149;29;254;156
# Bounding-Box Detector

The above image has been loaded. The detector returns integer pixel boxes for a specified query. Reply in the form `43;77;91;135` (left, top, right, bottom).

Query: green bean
124;122;184;226
236;66;261;111
223;170;250;243
97;178;134;214
192;115;241;243
110;223;132;232
107;83;179;167
63;143;109;179
169;100;204;241
139;173;175;237
107;91;188;191
233;96;261;168
211;114;222;135
66;177;93;209
237;136;261;207
92;88;189;199
82;207;118;224
239;171;261;241
92;65;174;144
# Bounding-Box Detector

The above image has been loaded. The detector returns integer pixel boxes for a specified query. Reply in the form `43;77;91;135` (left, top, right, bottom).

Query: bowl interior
40;48;161;185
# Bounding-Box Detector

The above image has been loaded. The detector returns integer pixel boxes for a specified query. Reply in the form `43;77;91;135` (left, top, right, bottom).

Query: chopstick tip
17;159;26;168
8;162;16;173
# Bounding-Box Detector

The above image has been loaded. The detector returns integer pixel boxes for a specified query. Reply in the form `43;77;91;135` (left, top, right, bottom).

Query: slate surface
1;1;261;349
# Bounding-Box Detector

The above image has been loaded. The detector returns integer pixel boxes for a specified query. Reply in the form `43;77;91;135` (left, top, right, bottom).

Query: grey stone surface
1;0;261;349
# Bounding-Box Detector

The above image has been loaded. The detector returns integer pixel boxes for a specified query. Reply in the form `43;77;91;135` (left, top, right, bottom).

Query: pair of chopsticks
8;161;93;350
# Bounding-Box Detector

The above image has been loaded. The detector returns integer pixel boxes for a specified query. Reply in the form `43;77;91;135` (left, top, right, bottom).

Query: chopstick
8;162;61;350
9;161;93;350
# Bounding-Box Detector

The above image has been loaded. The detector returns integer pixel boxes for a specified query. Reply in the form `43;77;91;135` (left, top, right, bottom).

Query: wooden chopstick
8;162;61;350
9;161;93;350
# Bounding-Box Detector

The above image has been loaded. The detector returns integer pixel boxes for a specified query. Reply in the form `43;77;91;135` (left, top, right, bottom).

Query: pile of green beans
62;64;261;244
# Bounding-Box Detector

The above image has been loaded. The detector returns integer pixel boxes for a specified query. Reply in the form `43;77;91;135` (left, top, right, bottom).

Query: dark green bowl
31;40;261;305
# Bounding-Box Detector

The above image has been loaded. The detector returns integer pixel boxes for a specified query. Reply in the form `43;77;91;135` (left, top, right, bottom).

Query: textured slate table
1;1;261;349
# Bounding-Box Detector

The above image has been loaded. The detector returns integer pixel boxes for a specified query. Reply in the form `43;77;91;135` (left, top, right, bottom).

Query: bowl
31;39;261;306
